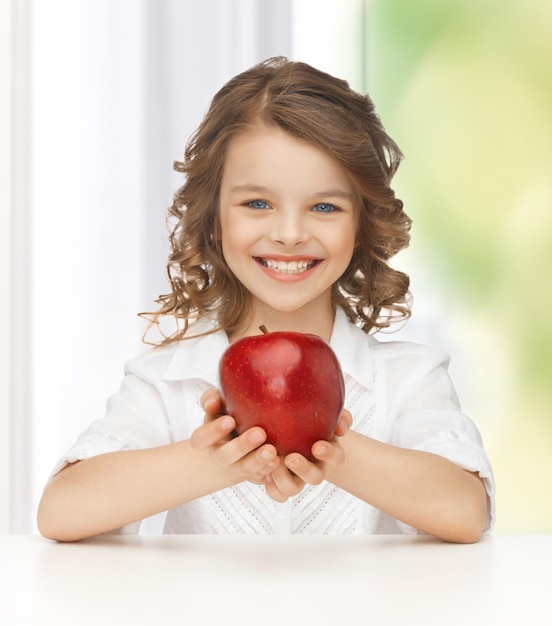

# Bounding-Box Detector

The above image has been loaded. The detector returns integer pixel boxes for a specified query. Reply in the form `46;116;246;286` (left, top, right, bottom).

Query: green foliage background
367;0;552;532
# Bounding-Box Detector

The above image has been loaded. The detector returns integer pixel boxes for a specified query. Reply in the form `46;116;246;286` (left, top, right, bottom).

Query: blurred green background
368;0;552;532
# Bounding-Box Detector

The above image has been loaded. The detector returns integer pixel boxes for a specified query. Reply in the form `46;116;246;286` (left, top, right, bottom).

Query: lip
255;254;321;261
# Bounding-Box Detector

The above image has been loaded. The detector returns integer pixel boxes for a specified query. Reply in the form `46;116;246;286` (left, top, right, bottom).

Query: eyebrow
230;184;271;194
230;184;354;200
312;189;355;201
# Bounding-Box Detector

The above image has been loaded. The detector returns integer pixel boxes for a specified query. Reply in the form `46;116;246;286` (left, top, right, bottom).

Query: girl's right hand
191;389;281;484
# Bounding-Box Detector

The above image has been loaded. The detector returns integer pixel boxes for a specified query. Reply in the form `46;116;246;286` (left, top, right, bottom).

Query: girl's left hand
264;409;352;502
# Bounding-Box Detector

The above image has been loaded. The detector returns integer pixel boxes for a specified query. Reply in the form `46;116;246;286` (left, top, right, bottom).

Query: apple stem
259;325;269;335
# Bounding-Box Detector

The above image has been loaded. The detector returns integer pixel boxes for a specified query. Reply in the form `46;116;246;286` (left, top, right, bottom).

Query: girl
37;57;494;542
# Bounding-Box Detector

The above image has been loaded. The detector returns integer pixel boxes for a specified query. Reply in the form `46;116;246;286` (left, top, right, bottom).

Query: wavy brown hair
142;56;412;344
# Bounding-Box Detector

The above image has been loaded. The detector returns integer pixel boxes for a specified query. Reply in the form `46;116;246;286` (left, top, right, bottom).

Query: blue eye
312;203;338;213
247;200;270;210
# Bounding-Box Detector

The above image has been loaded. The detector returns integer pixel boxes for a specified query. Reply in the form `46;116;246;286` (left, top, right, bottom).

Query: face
219;124;357;335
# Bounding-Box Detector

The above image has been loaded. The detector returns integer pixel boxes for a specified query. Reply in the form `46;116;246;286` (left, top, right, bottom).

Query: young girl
37;57;494;542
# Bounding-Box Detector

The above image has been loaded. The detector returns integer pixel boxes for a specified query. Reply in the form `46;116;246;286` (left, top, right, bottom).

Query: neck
229;304;336;343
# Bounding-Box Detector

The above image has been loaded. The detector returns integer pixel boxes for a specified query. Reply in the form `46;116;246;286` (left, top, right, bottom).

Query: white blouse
50;309;495;535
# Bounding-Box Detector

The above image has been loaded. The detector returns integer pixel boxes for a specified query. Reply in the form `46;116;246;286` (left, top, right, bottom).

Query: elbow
441;491;489;544
433;515;485;545
450;520;485;545
36;462;93;542
37;514;87;543
37;488;83;543
37;510;58;542
460;506;488;544
36;495;66;542
442;470;489;544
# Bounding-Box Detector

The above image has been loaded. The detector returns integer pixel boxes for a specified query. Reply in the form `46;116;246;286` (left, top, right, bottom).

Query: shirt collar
160;317;229;383
160;308;375;391
329;308;375;391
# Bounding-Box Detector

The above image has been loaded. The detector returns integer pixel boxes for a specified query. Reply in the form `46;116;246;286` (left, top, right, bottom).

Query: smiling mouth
255;258;320;274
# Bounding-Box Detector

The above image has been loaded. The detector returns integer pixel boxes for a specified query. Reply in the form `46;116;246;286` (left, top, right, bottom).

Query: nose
270;210;309;247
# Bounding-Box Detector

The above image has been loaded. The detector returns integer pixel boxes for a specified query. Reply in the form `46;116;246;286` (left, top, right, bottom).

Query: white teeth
261;259;315;274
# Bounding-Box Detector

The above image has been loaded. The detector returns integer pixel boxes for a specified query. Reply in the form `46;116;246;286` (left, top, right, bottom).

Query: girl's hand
191;389;281;484
264;409;353;502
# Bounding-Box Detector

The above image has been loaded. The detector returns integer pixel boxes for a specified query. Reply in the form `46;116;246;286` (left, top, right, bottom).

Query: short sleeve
390;345;496;532
48;362;172;481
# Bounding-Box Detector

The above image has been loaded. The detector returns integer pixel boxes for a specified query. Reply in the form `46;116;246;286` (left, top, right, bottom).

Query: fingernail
220;416;234;430
313;443;327;457
261;448;274;460
250;430;264;445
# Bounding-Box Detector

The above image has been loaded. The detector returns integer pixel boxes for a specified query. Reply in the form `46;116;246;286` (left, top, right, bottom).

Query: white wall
0;0;15;533
292;0;366;91
1;0;33;534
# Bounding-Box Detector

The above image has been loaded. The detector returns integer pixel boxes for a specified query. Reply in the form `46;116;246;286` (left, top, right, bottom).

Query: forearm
37;440;232;542
326;431;488;543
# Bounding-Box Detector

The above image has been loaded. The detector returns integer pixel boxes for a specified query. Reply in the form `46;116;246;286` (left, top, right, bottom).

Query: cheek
222;212;265;245
219;212;239;249
333;225;357;263
220;218;257;268
221;220;242;249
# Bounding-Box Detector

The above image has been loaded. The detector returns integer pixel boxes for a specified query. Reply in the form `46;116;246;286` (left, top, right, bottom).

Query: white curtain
1;0;33;534
2;0;366;533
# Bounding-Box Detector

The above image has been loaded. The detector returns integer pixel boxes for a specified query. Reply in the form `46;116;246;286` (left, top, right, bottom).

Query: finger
285;453;325;486
269;462;305;497
201;388;228;417
264;474;289;503
210;427;268;467
241;444;280;480
334;409;352;437
190;414;235;451
200;387;218;408
199;387;224;413
311;438;346;466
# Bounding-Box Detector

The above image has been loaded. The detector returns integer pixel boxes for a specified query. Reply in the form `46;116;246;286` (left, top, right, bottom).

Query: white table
1;534;550;625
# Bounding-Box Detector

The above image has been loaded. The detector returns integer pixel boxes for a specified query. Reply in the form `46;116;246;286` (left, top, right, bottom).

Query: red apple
219;326;345;461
